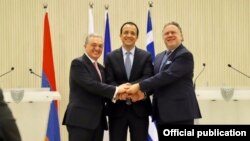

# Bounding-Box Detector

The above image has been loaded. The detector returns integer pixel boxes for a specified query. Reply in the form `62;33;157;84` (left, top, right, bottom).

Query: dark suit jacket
105;47;153;118
139;44;202;123
0;88;21;141
62;54;117;130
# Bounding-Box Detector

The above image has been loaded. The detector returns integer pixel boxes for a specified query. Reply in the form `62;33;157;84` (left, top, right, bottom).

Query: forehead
88;36;103;43
122;24;137;31
164;25;179;32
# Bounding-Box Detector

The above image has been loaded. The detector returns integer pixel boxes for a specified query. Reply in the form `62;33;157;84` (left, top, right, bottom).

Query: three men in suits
127;21;201;128
105;22;154;141
62;34;130;141
0;88;21;141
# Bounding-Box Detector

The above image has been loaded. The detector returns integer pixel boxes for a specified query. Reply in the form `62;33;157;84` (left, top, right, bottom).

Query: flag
88;7;94;34
104;10;111;63
148;116;158;141
146;10;155;62
146;9;158;141
42;12;61;141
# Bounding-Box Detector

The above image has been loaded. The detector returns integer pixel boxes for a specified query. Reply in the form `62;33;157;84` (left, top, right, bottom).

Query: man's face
85;36;103;61
120;24;138;49
162;24;183;50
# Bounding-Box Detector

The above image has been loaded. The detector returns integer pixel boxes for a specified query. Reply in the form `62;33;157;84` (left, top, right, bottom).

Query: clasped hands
116;83;143;102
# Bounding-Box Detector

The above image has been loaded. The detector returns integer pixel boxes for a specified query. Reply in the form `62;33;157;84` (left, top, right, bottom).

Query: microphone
193;63;206;89
29;68;42;78
0;67;15;78
29;68;51;89
227;64;250;78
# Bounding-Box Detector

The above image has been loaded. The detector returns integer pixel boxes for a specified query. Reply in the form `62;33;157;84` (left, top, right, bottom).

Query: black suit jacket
105;47;153;118
0;88;21;141
62;54;117;130
0;92;12;122
140;44;202;123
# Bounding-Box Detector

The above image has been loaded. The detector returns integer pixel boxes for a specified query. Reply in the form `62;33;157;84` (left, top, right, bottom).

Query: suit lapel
130;47;139;80
154;52;165;73
117;48;128;80
166;44;183;62
83;54;102;82
156;44;184;72
98;64;105;82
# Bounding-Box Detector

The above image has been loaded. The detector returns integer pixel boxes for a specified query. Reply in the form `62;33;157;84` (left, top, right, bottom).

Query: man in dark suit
62;34;130;141
105;22;154;141
0;88;21;141
127;21;201;128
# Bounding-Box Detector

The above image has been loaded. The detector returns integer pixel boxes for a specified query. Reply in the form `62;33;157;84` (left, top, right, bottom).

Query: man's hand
115;83;131;100
117;83;130;94
126;83;140;94
116;93;128;100
128;90;145;102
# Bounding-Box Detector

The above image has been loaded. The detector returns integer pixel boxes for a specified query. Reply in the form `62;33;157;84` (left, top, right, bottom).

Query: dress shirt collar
122;46;135;56
85;53;97;64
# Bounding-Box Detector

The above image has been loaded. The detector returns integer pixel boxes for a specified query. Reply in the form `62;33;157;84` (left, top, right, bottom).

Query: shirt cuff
112;87;118;103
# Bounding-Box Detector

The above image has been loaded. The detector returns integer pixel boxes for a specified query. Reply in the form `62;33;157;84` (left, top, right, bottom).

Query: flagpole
104;4;109;21
89;2;94;34
104;2;109;9
104;3;109;20
42;3;61;141
43;3;48;10
146;0;156;62
89;1;94;8
147;1;158;141
148;0;153;9
104;3;111;64
148;1;153;24
148;1;153;22
148;0;153;17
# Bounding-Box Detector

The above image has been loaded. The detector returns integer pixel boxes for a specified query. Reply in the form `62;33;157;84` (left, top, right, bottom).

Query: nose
95;46;103;51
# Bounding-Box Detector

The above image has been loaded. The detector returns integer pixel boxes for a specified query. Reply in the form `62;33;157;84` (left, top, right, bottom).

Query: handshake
116;83;144;102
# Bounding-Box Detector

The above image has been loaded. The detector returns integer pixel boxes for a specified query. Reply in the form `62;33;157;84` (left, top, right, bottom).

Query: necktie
124;52;132;105
124;52;132;79
94;62;102;82
159;51;171;70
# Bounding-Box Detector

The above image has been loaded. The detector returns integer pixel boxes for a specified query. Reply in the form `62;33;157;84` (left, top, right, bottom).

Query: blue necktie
125;52;132;79
159;51;171;70
124;52;132;105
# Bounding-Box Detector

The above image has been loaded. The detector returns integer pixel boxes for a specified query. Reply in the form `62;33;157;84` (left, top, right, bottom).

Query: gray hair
84;33;103;46
162;21;183;35
162;21;184;41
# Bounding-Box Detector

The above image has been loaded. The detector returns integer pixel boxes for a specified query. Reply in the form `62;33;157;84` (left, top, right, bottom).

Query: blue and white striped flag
146;9;158;141
146;10;155;62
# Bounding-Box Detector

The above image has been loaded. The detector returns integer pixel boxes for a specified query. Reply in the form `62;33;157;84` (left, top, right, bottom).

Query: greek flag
146;9;158;141
146;10;155;62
